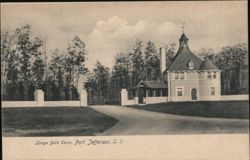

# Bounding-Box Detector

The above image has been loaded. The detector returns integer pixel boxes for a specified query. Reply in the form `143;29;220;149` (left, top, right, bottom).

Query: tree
112;53;130;88
197;48;216;63
85;62;110;104
32;56;45;89
66;36;87;100
165;42;177;68
1;31;17;100
131;40;145;87
94;62;110;104
109;53;131;103
14;25;43;100
47;49;66;100
1;25;43;100
216;43;248;94
144;41;160;80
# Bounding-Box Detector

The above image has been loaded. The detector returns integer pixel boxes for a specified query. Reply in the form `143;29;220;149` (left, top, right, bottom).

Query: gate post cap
81;89;87;93
121;89;127;92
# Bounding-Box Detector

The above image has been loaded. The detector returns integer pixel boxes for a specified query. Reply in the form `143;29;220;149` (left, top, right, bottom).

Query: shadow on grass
2;107;118;137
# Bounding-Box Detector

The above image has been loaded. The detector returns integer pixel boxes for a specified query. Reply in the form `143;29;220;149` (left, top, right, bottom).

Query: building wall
168;71;221;102
199;71;221;101
168;71;199;101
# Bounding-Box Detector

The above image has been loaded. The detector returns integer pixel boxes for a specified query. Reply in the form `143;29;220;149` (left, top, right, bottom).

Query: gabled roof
199;58;218;70
135;80;167;89
167;45;203;71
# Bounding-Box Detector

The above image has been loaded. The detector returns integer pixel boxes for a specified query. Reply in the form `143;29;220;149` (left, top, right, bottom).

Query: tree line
197;45;248;95
85;40;177;105
1;25;87;100
1;25;248;103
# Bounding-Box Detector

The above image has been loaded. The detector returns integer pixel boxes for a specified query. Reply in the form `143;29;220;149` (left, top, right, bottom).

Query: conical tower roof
167;33;202;71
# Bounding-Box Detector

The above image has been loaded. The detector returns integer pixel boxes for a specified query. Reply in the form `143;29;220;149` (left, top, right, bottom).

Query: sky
1;1;248;69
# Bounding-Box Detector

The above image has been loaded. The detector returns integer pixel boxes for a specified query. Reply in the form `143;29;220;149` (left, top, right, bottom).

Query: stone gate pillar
134;97;139;105
34;89;44;106
80;89;87;107
121;89;128;106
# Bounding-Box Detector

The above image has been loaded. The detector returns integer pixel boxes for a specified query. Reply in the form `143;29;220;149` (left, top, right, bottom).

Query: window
210;87;215;96
175;73;179;79
177;88;183;96
155;89;160;97
174;72;185;80
148;90;152;97
180;72;185;79
188;61;194;69
213;72;217;79
162;90;167;96
207;72;212;79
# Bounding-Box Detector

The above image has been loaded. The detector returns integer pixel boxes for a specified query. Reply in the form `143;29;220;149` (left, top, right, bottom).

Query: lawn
127;100;249;119
2;107;118;137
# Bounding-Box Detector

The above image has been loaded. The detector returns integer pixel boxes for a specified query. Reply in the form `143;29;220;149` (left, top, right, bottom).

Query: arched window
188;60;194;69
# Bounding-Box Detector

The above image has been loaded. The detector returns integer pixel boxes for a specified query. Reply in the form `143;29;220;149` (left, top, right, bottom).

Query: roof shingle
199;58;218;70
167;45;203;71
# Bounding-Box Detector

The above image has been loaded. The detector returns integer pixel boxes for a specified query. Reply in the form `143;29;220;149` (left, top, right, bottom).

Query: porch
134;80;168;104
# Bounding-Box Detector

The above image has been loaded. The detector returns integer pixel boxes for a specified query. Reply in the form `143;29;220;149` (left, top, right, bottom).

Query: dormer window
207;71;212;79
213;71;217;79
188;60;194;69
181;41;186;46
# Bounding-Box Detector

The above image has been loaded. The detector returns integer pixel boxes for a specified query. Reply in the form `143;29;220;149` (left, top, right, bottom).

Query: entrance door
138;88;144;104
191;88;197;100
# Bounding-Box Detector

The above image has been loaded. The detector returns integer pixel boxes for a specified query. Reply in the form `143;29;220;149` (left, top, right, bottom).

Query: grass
127;100;249;119
2;107;118;137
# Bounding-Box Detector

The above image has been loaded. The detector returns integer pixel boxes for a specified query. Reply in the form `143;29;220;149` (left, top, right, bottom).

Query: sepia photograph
1;1;249;159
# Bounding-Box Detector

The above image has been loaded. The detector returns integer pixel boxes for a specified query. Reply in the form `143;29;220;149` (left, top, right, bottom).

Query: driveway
89;105;249;135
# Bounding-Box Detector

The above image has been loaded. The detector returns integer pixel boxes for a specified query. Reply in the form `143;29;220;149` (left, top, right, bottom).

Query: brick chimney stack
160;47;167;75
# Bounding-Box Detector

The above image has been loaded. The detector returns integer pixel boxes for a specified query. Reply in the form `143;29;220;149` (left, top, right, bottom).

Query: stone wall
2;89;88;108
121;89;138;105
144;96;168;104
220;95;249;101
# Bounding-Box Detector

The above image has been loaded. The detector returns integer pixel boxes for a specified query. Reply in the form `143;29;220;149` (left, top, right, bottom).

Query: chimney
160;47;167;74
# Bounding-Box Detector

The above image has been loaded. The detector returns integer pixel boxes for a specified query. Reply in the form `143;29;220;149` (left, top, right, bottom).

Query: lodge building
133;32;221;104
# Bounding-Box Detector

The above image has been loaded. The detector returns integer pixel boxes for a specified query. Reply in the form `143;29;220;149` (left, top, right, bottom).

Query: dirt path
89;105;249;135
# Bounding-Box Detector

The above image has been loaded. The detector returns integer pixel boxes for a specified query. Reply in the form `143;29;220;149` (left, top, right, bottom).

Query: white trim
176;86;184;97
